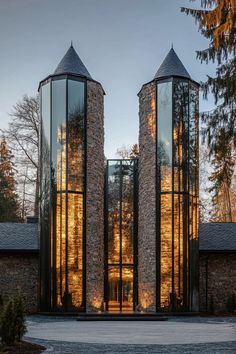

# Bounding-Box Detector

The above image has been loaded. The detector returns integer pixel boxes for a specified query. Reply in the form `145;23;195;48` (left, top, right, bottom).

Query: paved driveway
26;316;236;353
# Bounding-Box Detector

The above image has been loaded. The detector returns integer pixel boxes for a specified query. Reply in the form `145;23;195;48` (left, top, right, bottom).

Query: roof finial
70;40;73;48
171;43;173;49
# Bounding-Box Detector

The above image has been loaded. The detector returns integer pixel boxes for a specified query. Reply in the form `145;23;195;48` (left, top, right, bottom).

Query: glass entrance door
108;266;134;312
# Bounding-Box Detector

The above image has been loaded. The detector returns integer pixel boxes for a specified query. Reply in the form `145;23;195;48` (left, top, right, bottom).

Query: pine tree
208;129;234;221
0;138;20;222
0;298;15;345
13;296;27;341
182;0;236;220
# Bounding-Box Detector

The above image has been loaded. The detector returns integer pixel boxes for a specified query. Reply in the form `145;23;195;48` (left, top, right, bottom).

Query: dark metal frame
104;159;138;312
155;76;199;312
39;74;87;312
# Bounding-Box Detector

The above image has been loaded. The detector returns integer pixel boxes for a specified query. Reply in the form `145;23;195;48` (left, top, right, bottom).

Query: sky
0;0;216;158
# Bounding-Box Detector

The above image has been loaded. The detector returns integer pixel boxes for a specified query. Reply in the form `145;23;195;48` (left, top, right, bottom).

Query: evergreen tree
208;129;234;221
182;0;236;220
0;138;20;222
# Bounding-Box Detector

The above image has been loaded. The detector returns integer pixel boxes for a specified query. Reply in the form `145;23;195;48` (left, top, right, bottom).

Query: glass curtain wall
156;78;199;311
40;77;85;312
40;83;51;310
105;160;138;312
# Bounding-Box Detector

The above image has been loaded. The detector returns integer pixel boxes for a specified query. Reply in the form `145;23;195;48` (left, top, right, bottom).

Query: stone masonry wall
86;80;104;312
0;253;38;313
138;81;157;312
199;253;236;313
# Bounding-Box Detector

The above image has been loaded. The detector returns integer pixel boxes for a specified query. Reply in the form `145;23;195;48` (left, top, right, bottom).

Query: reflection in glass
157;82;172;191
41;77;85;312
157;79;199;311
40;83;51;310
106;160;137;311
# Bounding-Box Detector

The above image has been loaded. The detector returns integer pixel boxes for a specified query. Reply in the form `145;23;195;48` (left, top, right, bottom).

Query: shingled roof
54;44;92;79
154;48;191;80
0;223;39;252
199;223;236;252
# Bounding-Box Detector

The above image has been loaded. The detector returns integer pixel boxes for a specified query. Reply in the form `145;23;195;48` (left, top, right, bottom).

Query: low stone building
199;223;236;313
0;219;39;313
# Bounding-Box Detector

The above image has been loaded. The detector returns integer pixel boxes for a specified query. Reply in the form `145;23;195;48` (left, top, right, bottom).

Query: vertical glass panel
122;267;133;311
68;80;85;192
189;84;199;197
173;81;189;193
160;194;172;308
157;81;172;191
56;192;66;307
66;80;85;311
121;161;134;264
67;193;83;308
106;160;137;312
108;266;120;311
108;162;121;264
51;79;66;309
40;83;51;309
173;194;183;308
52;80;66;191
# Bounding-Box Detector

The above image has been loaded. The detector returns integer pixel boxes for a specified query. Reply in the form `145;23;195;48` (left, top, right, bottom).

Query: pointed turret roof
54;44;92;79
154;48;190;80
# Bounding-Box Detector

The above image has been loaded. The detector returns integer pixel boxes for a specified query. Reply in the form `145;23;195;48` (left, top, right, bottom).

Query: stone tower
138;48;199;312
39;44;104;312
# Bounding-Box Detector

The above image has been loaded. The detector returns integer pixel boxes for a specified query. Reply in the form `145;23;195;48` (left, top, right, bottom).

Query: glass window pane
40;83;51;308
108;266;120;311
52;79;66;191
68;80;85;192
173;81;189;193
160;194;172;308
67;193;83;308
51;80;66;309
108;162;121;264
122;267;133;311
56;192;66;308
189;84;199;197
121;161;134;264
157;81;172;192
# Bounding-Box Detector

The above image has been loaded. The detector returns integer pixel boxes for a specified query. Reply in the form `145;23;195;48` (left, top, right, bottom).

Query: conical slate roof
154;48;190;80
54;44;92;79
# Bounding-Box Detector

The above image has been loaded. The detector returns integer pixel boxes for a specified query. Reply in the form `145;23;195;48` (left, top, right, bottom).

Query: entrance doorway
105;160;138;312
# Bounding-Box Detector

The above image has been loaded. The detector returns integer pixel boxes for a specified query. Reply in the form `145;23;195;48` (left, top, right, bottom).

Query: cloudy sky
0;0;215;158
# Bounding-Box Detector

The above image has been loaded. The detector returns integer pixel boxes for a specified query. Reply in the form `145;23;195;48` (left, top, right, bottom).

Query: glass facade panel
157;78;199;312
157;82;172;191
122;267;134;311
160;194;172;308
108;162;120;264
106;160;138;311
68;80;84;192
67;193;83;308
108;266;120;311
40;83;51;310
189;83;199;310
51;79;66;309
40;77;85;312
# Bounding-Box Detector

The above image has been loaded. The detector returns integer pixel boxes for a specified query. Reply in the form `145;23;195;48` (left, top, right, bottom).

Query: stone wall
86;80;105;312
138;81;157;312
199;253;236;313
0;253;38;313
